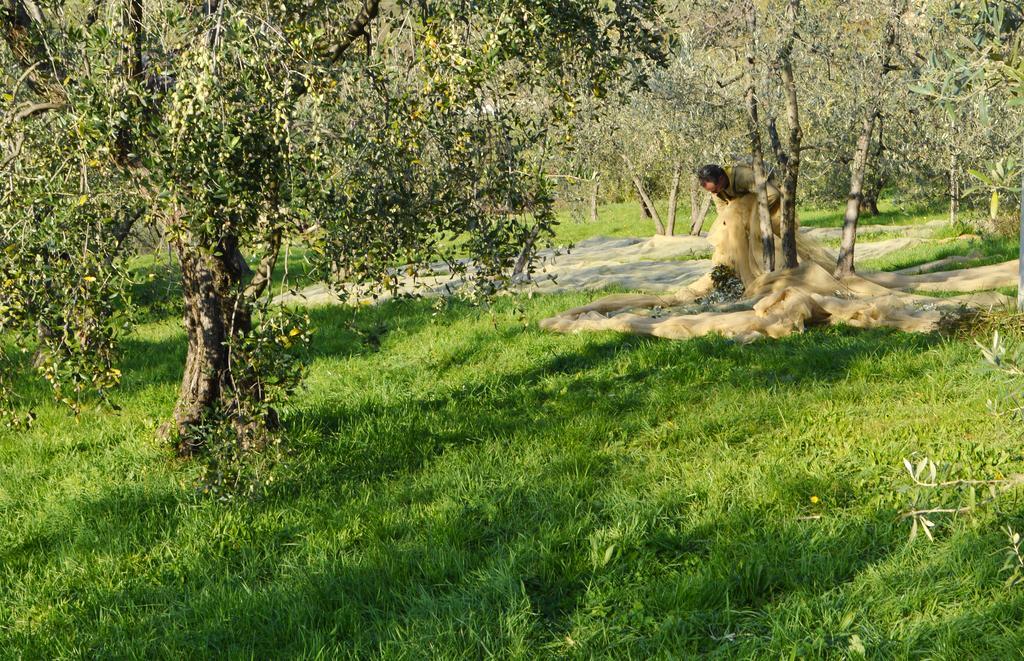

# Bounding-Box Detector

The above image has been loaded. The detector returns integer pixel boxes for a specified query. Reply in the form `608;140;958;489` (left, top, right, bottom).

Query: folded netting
540;194;1015;343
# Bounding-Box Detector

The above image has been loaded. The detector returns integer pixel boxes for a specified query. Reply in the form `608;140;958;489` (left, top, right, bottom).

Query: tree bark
859;189;881;216
763;0;802;269
1018;135;1024;311
589;175;599;223
512;225;539;280
835;112;877;277
744;0;775;271
689;176;711;235
666;163;681;237
327;0;382;61
171;232;274;455
859;116;885;217
949;149;959;226
638;197;652;219
835;2;899;277
632;173;665;235
778;53;800;266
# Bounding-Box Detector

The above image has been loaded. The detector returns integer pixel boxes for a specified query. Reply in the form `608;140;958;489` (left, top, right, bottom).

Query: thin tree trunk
666;163;681;237
744;0;775;271
835;2;901;276
763;0;803;269
512;225;539;280
639;198;651;219
589;175;599;223
860;116;885;217
835;112;877;277
632;174;665;235
778;25;801;269
1018;136;1024;310
689;176;711;235
949;150;959;226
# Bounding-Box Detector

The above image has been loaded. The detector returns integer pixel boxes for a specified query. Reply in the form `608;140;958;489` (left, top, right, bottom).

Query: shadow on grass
1;296;983;657
286;308;939;492
66;475;916;657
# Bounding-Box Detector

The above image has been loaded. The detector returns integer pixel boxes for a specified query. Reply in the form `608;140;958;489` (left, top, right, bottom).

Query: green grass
911;286;1019;300
797;199;944;228
4;293;1024;657
5;197;1023;656
550;200;704;245
551;197;941;247
860;236;1017;273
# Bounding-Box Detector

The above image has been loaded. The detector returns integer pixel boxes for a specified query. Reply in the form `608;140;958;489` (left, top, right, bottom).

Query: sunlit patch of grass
4;292;1024;656
860;236;1016;273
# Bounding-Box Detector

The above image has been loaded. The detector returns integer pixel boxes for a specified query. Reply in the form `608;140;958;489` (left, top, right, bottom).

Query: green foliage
0;0;666;455
698;264;745;305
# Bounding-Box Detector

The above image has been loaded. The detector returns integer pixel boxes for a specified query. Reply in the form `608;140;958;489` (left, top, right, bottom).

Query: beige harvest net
540;194;1017;343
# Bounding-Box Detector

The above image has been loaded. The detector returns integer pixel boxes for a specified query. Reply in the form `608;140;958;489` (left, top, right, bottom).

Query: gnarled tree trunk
859;188;881;216
171;233;270;455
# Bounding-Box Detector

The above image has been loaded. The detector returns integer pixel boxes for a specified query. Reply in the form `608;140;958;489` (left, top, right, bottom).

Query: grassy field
550;197;947;246
4;200;1024;657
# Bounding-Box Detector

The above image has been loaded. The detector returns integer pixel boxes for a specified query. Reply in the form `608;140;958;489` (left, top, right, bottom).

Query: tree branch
716;71;743;88
328;0;381;62
11;100;62;121
243;230;284;300
1;0;67;102
766;116;788;169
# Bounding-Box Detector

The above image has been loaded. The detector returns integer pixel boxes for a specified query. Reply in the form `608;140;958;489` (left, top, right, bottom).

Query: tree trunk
512;225;540;280
1018;136;1024;311
859;191;881;216
949;151;959;226
632;174;665;235
589;175;599;223
638;198;652;219
171;233;269;455
859;117;885;217
666;163;681;237
777;23;801;269
689;176;711;235
744;0;775;271
835;112;877;277
836;4;899;276
765;0;803;270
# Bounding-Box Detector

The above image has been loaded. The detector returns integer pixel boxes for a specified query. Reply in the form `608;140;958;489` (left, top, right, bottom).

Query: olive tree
1;0;664;455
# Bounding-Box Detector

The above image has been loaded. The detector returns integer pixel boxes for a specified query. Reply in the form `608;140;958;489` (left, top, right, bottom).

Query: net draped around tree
540;194;1013;343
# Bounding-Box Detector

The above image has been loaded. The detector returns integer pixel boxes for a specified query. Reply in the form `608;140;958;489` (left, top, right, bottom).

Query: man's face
701;174;727;195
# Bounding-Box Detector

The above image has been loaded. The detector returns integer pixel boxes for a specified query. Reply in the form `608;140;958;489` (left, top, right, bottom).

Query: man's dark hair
696;164;726;185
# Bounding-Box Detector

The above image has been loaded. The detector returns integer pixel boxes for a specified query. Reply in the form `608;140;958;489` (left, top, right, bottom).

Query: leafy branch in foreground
899;456;1024;541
